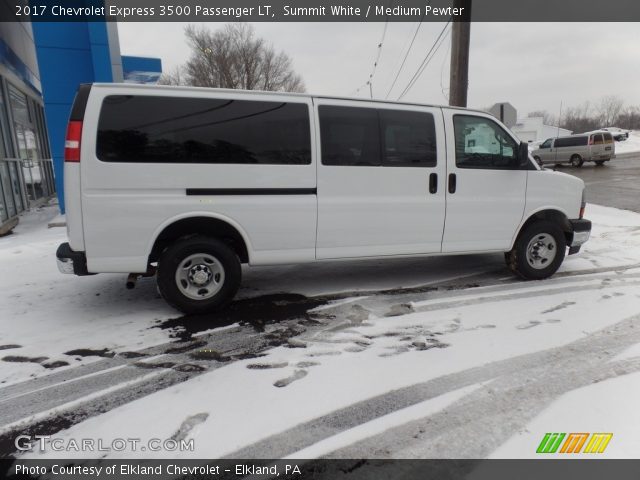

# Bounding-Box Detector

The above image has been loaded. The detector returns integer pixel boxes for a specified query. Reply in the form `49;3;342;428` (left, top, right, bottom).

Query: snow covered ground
2;201;640;459
615;130;640;157
0;204;177;386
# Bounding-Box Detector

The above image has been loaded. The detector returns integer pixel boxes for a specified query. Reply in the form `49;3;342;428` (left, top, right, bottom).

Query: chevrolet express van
532;132;615;167
56;84;591;314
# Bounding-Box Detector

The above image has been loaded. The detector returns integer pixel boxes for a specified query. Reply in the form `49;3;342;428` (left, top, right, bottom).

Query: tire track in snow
224;314;640;459
1;263;639;458
331;317;640;459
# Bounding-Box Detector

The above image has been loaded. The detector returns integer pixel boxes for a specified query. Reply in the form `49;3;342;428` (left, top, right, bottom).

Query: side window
380;110;436;167
319;105;380;166
540;139;552;149
97;96;311;164
453;115;518;169
554;136;587;148
592;134;604;145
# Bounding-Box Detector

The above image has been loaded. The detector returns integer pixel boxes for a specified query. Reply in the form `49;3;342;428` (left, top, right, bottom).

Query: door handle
448;173;457;194
429;173;437;194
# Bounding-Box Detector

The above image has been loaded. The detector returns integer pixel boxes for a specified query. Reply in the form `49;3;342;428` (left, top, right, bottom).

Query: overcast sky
117;22;640;117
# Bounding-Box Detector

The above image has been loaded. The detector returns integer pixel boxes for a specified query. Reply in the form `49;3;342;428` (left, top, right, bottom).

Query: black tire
595;160;606;166
157;236;241;314
506;220;566;280
533;156;542;166
570;155;584;168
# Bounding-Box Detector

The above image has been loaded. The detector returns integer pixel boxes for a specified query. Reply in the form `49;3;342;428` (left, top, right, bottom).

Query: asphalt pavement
552;154;640;213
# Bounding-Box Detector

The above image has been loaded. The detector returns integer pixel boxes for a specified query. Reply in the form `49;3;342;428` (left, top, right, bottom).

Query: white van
56;84;591;314
532;132;615;167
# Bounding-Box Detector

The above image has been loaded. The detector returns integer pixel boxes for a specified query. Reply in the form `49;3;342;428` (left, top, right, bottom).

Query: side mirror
518;142;530;167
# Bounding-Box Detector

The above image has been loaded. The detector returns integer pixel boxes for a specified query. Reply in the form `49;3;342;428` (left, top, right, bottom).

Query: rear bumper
568;218;591;255
56;242;92;276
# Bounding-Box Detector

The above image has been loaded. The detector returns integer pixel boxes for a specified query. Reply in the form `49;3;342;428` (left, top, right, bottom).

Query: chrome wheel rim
175;253;225;300
526;233;557;270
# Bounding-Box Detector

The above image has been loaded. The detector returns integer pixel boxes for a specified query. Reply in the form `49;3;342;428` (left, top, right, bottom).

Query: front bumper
568;218;591;255
56;242;92;276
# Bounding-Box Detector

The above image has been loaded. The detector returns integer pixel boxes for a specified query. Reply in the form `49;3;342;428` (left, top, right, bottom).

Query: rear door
315;100;446;259
590;133;605;160
441;110;528;253
602;132;615;158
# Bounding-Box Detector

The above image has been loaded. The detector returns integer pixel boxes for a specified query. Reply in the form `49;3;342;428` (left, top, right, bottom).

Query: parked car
57;84;591;314
600;127;630;141
531;132;615;167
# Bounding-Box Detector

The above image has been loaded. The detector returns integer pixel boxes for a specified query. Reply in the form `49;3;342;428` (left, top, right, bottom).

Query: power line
398;20;451;100
440;29;452;102
350;81;370;97
349;0;393;97
397;19;451;100
363;17;390;98
385;15;425;99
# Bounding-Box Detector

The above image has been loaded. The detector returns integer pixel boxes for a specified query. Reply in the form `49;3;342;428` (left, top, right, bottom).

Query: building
0;22;53;234
32;23;161;214
511;116;572;144
122;56;163;84
0;10;161;234
486;102;572;144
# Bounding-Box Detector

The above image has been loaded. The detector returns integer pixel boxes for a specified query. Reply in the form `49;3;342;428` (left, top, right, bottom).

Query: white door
441;110;528;253
315;100;447;259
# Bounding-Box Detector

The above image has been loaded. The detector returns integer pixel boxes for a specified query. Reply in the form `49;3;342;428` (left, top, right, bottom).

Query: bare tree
559;102;598;133
597;95;624;127
527;110;557;126
180;23;305;93
618;105;640;130
157;66;185;86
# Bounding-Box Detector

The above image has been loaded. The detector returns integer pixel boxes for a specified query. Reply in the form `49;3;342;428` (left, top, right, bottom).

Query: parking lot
553;154;640;213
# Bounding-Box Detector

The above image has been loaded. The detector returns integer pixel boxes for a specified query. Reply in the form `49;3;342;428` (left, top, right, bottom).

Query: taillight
580;190;586;219
588;137;593;145
64;121;83;162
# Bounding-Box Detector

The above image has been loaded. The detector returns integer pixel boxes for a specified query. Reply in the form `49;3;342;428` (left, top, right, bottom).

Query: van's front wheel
157;236;241;314
570;155;584;167
506;221;566;280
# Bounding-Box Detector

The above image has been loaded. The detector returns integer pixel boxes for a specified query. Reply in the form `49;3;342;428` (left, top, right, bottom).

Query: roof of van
88;83;488;115
555;133;590;139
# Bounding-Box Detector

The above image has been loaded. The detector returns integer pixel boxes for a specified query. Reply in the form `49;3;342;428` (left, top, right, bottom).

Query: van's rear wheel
506;221;566;280
570;155;584;167
595;160;606;166
157;236;241;314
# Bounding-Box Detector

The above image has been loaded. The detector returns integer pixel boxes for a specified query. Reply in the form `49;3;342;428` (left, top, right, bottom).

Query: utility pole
449;0;472;107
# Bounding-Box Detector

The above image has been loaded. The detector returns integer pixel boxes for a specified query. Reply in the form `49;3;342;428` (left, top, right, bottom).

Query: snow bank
615;130;640;157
